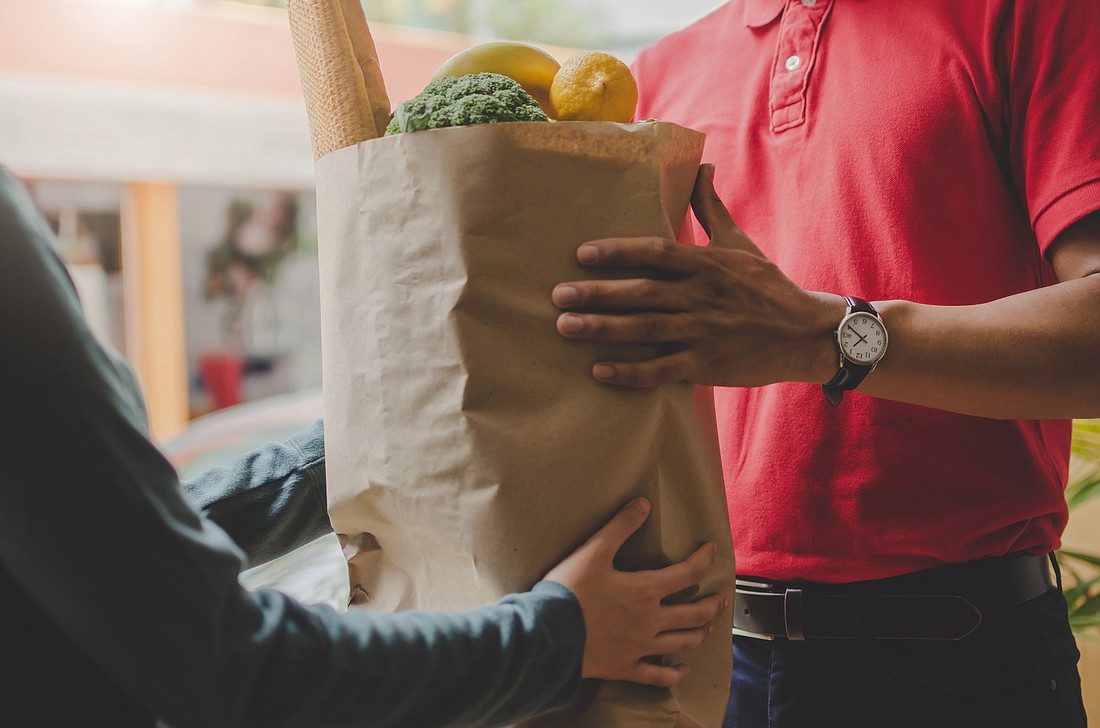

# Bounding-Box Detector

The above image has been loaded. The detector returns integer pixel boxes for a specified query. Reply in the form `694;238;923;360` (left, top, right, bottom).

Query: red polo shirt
634;0;1100;582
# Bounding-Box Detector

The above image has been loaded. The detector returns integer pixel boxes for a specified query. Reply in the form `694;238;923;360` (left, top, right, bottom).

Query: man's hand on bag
552;164;844;388
544;498;728;688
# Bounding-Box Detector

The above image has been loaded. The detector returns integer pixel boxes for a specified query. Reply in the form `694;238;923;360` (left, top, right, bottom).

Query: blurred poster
179;187;322;418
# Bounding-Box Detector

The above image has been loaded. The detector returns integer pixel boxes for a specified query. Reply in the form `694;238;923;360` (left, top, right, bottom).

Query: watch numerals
836;306;886;375
839;312;886;363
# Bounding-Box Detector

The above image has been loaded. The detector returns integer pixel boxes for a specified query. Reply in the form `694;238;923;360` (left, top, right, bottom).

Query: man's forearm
552;177;1100;421
853;275;1100;419
821;212;1100;419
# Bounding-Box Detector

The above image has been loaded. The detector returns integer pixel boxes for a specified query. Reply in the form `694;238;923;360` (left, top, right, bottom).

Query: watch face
838;312;887;364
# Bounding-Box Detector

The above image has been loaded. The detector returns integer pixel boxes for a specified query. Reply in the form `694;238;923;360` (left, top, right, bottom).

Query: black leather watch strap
843;296;875;316
822;297;879;407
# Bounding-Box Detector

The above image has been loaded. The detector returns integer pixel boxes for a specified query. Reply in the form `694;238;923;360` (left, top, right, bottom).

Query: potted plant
1059;419;1100;637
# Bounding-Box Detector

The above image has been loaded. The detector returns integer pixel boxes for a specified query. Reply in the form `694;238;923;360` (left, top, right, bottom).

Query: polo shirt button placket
769;0;833;133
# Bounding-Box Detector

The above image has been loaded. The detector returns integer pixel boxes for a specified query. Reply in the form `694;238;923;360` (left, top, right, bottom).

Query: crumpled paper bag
316;119;734;727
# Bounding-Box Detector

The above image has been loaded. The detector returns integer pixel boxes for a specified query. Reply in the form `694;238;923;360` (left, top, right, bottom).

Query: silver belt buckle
732;627;775;640
733;578;778;641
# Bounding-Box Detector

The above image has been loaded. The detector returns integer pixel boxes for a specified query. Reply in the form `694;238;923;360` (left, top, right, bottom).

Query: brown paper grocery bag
316;120;734;727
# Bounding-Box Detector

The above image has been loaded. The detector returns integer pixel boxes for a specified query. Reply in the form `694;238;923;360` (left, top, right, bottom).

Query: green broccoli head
384;72;549;136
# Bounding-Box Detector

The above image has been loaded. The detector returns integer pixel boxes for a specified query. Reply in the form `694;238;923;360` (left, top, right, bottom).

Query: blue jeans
724;588;1087;727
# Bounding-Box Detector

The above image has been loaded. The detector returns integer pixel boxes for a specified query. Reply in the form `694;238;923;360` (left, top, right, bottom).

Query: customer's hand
552;164;843;388
545;498;727;688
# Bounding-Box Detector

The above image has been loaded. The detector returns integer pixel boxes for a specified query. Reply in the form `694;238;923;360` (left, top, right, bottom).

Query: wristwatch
822;296;888;407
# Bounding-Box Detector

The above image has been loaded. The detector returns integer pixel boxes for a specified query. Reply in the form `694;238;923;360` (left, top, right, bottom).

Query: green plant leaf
1054;421;1100;634
1064;583;1094;611
1063;567;1100;613
1074;594;1100;617
1067;419;1100;511
1069;612;1100;632
1071;419;1100;462
1058;549;1100;569
1066;471;1100;510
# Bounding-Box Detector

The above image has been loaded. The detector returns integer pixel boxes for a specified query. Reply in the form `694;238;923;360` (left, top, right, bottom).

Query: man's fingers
629;662;692;688
690;164;763;256
556;311;691;344
590;351;698;388
574;236;700;275
584;498;652;559
552;279;691;312
690;164;729;242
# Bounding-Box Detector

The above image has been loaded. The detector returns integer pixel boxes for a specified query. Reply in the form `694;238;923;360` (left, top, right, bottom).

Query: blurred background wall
0;0;490;436
0;0;725;438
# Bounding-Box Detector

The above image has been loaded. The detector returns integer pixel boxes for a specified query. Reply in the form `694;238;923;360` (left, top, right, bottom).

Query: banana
431;41;561;117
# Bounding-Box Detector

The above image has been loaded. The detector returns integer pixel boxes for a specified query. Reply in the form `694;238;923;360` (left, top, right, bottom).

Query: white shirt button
785;55;802;71
802;0;817;5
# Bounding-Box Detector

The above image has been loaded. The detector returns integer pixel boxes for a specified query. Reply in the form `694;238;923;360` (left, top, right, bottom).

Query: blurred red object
200;353;243;410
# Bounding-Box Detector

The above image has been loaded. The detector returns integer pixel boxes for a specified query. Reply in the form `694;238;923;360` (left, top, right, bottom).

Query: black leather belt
733;553;1056;641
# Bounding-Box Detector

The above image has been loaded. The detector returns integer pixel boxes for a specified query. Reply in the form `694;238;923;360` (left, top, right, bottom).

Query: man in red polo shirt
553;1;1098;725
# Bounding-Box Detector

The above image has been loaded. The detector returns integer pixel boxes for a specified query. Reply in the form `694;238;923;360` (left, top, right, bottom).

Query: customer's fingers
651;624;714;656
581;498;651;563
647;543;716;594
659;594;727;632
629;662;691;688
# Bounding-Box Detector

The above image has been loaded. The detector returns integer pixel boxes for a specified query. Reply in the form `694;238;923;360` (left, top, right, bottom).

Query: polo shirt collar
743;0;785;27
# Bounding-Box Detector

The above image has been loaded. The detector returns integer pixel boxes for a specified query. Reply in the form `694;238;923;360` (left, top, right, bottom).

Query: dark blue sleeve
307;581;585;728
183;419;333;567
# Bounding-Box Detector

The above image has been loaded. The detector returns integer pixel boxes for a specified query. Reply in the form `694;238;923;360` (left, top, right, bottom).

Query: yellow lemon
550;51;639;123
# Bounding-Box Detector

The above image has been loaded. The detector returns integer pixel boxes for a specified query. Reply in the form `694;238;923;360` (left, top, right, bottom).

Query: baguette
287;0;392;159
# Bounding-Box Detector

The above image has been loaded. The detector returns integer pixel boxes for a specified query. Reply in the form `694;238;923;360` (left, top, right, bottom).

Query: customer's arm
0;385;590;728
1;386;719;727
0;167;580;727
182;419;332;567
